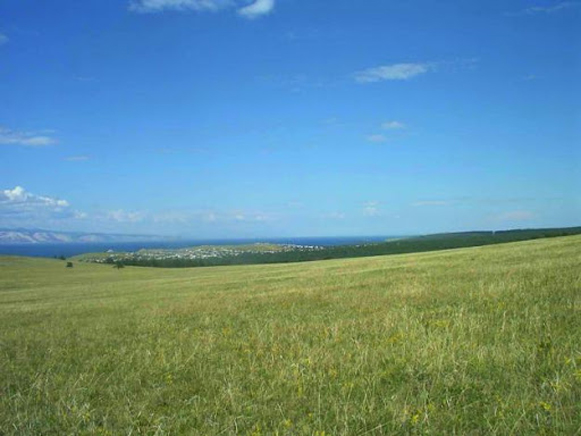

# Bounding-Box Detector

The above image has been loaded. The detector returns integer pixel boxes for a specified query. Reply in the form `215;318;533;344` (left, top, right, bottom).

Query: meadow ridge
0;236;580;435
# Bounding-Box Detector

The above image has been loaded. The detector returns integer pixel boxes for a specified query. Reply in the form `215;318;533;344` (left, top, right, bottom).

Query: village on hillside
77;243;325;265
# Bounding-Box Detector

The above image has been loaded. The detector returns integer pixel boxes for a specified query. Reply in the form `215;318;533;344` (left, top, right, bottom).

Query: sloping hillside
1;236;580;435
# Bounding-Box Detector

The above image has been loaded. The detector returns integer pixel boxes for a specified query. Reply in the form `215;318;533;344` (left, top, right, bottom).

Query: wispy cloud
238;0;274;18
494;210;536;222
365;120;408;144
129;0;231;13
129;0;275;18
257;72;333;93
0;127;58;147
382;121;406;130
75;76;97;82
65;156;90;162
152;209;276;225
230;210;276;222
412;200;452;207
106;209;146;223
286;201;304;209
324;212;346;220
283;28;323;42
0;34;8;45
355;62;435;83
507;2;578;16
363;201;380;217
366;134;388;143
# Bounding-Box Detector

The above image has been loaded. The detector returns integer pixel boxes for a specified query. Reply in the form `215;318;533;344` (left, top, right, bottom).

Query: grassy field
1;236;580;435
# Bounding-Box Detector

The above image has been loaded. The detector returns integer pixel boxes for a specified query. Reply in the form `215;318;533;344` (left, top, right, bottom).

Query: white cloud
363;201;380;217
65;156;90;162
75;76;97;82
156;210;218;224
0;34;8;45
366;134;388;143
106;209;146;223
355;63;434;83
512;2;578;15
495;210;536;222
152;209;275;225
2;186;26;202
129;0;232;13
0;186;148;228
412;200;451;207
129;0;275;17
286;201;304;209
382;121;406;130
324;212;346;220
152;211;190;224
0;127;57;147
0;187;81;229
204;212;218;222
321;117;339;126
1;186;69;208
231;211;275;222
238;0;274;19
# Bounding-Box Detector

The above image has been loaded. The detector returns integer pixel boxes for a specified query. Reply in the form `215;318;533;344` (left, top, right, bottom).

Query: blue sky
1;0;579;238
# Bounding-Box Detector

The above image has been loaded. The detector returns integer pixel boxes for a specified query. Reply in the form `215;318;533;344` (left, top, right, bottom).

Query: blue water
0;236;393;258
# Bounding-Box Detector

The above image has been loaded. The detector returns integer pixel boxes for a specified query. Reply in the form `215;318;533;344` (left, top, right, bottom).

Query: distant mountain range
0;228;175;244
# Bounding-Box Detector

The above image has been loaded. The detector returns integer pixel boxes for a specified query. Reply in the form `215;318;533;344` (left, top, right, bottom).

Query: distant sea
0;236;393;258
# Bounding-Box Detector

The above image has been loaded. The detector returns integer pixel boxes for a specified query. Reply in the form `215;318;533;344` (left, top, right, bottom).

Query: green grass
1;236;580;435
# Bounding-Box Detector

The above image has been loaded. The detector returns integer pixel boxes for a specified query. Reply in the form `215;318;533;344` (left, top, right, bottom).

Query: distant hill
0;228;175;245
76;226;581;268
